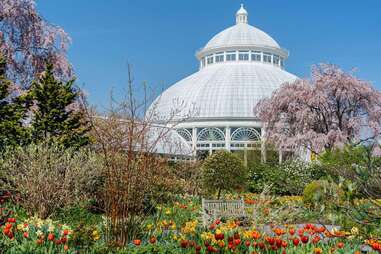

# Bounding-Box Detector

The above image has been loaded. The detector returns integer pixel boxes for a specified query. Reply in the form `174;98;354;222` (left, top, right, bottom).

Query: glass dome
149;4;298;160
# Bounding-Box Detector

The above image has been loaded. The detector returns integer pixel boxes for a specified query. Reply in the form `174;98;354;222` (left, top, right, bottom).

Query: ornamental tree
30;63;90;149
0;55;30;151
0;0;72;87
201;150;247;198
255;64;381;154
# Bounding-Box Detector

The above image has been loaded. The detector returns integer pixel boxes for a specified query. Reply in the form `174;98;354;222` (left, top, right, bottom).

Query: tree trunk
217;188;221;199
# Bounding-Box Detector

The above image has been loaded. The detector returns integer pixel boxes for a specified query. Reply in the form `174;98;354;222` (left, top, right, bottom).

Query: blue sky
37;0;381;109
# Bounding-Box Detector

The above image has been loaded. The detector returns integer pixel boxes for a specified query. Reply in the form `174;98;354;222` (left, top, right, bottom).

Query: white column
225;126;231;151
192;127;197;157
261;127;266;163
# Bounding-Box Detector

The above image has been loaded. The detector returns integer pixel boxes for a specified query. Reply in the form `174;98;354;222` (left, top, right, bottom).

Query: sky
37;0;381;109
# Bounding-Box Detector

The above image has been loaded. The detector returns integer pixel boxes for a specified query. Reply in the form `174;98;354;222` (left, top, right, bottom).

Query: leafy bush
319;145;381;198
303;180;343;208
249;160;326;195
0;143;103;218
201;150;247;198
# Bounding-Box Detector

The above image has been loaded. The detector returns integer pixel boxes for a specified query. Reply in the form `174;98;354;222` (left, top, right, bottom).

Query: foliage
319;145;381;197
249;160;326;195
0;0;72;87
255;64;381;154
303;180;343;208
29;63;90;149
169;161;203;196
318;144;381;236
201;150;247;198
0;55;30;151
0;143;103;219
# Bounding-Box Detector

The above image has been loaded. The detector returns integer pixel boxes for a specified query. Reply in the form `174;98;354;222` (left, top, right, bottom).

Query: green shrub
249;160;326;195
201;150;247;198
303;180;343;208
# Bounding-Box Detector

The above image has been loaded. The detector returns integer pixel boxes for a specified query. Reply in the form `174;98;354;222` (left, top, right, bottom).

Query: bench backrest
201;198;245;225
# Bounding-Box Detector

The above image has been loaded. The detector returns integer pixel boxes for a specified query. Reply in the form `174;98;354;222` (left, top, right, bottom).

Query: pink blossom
255;64;381;154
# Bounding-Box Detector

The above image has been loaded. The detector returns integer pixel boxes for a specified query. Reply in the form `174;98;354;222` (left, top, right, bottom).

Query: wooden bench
201;198;246;226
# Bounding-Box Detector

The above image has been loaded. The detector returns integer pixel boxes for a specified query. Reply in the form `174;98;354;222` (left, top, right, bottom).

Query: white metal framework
150;4;299;161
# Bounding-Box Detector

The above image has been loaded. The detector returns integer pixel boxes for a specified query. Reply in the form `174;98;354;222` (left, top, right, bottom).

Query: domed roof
152;63;297;120
198;4;284;58
203;23;280;52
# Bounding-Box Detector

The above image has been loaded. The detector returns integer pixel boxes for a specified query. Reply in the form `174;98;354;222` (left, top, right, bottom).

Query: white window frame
215;52;224;63
263;53;272;63
238;51;249;61
251;51;261;61
226;51;236;61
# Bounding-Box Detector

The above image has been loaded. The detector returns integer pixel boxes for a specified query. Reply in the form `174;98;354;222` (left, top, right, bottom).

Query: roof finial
236;3;248;24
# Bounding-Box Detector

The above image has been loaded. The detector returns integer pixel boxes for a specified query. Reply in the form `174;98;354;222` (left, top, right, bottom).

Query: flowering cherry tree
255;64;381;154
0;0;72;86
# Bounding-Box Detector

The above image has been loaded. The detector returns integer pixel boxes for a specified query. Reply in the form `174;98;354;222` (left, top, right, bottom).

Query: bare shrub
82;64;195;245
0;143;103;219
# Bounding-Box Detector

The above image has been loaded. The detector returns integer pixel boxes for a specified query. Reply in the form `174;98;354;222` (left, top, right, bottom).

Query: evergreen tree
0;56;29;151
30;63;90;148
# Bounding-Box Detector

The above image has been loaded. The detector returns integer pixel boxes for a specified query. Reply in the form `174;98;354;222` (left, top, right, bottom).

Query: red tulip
180;239;188;248
293;238;300;246
48;233;55;241
7;218;16;223
312;235;321;244
215;233;224;241
207;245;217;252
149;236;156;244
301;236;309;244
133;239;141;246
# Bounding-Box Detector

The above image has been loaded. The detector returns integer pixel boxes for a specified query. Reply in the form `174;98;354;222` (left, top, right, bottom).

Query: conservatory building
151;5;298;160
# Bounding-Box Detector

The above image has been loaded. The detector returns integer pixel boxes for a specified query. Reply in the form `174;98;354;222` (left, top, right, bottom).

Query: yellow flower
165;209;171;215
36;230;43;237
181;220;198;234
17;224;24;231
351;227;359;235
201;232;214;241
91;230;100;241
146;223;153;230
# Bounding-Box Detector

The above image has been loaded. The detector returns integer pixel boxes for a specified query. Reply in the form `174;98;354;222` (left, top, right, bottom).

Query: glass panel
251;51;261;61
263;53;272;63
238;51;249;61
273;55;280;65
226;51;236;61
215;53;224;62
207;55;214;64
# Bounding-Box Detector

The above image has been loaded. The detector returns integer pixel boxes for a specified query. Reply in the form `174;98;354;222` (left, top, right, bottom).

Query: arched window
197;128;225;141
231;127;260;141
177;128;192;142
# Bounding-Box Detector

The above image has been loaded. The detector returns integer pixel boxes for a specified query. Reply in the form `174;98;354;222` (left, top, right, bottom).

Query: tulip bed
1;194;381;253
